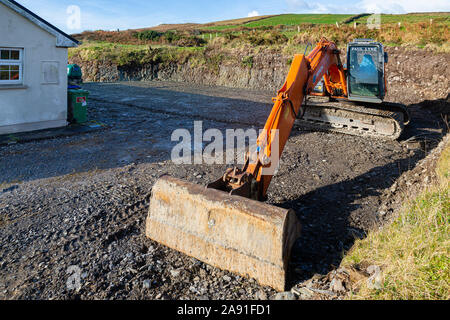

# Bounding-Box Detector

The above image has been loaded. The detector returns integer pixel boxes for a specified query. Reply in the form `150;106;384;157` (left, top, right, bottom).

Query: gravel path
0;81;445;300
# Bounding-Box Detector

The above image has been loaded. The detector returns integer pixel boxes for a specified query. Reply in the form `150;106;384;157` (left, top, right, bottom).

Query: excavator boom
208;39;348;200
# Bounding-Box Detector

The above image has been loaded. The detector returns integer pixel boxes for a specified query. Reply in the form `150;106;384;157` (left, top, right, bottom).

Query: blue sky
16;0;450;33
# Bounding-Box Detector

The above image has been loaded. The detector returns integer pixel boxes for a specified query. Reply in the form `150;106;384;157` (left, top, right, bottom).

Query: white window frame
0;48;24;85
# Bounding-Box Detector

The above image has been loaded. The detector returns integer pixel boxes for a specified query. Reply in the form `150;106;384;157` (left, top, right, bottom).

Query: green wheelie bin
68;89;89;124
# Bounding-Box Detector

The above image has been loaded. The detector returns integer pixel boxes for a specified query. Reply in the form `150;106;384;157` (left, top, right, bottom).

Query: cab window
348;46;381;98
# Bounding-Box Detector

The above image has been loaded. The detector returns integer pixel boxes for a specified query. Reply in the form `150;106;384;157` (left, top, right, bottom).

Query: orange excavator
146;38;409;291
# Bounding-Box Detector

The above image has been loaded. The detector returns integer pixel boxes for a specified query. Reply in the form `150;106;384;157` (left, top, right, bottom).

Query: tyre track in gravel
90;97;267;128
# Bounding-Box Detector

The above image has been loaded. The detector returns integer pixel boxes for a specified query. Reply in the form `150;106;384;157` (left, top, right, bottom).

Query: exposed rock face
69;51;290;92
69;46;450;106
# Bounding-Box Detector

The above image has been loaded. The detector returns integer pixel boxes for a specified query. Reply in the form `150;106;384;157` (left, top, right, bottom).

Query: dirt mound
419;94;450;118
385;47;450;106
378;133;449;222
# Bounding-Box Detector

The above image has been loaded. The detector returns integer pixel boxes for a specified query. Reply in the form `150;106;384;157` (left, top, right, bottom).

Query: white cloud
358;0;450;13
285;0;348;14
286;0;312;11
247;10;260;17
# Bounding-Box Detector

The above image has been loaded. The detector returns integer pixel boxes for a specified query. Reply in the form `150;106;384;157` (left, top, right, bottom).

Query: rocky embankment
69;47;450;107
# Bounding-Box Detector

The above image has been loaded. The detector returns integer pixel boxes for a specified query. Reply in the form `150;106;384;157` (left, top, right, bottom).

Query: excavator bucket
146;176;301;291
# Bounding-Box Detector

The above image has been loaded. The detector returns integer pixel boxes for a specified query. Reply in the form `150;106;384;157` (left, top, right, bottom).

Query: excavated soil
1;47;448;300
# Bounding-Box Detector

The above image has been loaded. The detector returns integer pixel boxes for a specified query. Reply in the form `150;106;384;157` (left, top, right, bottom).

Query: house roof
0;0;78;47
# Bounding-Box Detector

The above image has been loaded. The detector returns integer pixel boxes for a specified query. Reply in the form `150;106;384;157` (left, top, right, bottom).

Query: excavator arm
208;38;347;200
145;39;369;292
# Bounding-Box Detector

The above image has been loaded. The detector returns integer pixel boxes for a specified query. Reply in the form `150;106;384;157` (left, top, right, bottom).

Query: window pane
11;65;19;71
0;50;9;60
10;71;19;80
10;50;20;60
0;71;9;80
0;65;8;71
349;46;380;97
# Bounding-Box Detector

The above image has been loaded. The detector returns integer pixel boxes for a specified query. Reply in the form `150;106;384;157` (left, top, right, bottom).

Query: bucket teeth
146;175;301;291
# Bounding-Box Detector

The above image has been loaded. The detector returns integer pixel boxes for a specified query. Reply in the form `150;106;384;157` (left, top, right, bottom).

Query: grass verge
342;140;449;300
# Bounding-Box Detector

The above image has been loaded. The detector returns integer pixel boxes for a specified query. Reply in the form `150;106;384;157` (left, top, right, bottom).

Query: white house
0;0;78;134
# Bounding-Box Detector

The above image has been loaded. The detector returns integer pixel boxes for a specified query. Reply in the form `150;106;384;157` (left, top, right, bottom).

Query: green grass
68;41;149;57
343;141;450;300
69;40;207;65
201;14;355;30
202;25;242;31
72;13;450;54
202;13;450;30
244;14;355;27
354;13;450;25
70;40;217;72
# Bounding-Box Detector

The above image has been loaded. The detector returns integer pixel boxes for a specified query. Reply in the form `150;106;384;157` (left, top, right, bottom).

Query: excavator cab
347;39;388;103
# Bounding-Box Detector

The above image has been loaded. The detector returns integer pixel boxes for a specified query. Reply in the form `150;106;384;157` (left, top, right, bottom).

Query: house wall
0;3;68;134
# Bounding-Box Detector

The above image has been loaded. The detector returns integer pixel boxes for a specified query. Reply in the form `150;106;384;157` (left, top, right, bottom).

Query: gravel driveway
0;81;444;300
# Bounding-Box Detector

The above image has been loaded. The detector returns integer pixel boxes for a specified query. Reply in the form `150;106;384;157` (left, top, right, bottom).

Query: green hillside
244;14;355;27
353;13;450;25
203;14;355;30
203;13;450;31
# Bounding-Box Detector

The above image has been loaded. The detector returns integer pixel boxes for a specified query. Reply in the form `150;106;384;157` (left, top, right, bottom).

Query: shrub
135;30;162;41
241;56;254;68
175;36;207;47
247;31;288;46
164;31;181;43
